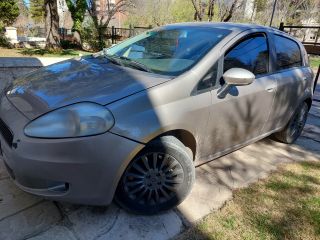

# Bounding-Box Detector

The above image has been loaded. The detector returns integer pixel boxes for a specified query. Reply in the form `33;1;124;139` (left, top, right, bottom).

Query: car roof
163;22;298;42
165;22;268;31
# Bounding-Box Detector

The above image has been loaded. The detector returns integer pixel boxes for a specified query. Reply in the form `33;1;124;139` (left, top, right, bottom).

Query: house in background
58;0;73;30
95;0;127;27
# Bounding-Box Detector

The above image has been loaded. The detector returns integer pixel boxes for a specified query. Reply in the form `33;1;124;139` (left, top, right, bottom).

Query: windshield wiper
103;54;123;66
119;56;153;73
102;51;153;73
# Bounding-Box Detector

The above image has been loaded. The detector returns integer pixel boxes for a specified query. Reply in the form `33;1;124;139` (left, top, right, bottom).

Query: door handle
266;87;275;92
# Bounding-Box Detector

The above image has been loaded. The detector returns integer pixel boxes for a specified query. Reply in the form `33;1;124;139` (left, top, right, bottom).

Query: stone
96;209;183;240
0;179;41;220
67;204;183;240
67;204;120;240
28;226;77;240
0;201;61;240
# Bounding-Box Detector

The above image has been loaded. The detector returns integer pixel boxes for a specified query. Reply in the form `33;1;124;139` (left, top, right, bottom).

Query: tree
65;0;87;44
0;0;19;26
207;0;215;21
191;0;205;21
217;0;242;22
86;0;134;48
30;0;45;23
44;0;60;49
170;0;194;23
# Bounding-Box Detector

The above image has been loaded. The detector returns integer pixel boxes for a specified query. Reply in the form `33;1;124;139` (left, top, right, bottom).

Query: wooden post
314;28;320;46
112;26;115;44
314;65;320;93
279;22;284;31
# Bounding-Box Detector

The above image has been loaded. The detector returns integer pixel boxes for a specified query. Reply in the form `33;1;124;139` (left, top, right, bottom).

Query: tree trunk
222;0;238;22
207;0;215;22
45;0;60;50
191;0;202;21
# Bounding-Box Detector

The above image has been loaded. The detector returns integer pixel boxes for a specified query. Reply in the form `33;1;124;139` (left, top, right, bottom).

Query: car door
199;32;277;163
267;34;307;130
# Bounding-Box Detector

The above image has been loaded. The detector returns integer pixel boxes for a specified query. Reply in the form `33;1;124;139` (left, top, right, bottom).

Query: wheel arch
157;129;197;160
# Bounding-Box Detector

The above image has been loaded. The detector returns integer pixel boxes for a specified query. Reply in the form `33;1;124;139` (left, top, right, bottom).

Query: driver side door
199;32;277;163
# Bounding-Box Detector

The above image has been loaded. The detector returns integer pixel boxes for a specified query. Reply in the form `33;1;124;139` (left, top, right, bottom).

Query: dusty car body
0;23;314;214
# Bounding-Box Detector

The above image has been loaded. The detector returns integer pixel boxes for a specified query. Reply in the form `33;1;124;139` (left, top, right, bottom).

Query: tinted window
107;27;231;76
274;35;302;70
224;34;269;75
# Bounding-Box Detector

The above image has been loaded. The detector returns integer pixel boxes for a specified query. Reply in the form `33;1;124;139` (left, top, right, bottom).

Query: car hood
6;56;171;120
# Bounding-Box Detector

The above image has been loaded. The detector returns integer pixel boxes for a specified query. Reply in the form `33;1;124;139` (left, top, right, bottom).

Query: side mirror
217;68;255;98
223;68;255;86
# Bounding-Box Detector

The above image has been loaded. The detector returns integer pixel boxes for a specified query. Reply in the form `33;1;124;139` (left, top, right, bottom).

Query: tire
115;136;195;215
273;102;309;144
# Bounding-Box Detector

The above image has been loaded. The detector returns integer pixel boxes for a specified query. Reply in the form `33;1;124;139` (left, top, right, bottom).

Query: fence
279;22;320;55
16;25;152;45
102;25;152;44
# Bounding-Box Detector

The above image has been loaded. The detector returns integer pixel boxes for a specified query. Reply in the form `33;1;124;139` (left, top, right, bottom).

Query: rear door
199;32;277;162
267;34;306;129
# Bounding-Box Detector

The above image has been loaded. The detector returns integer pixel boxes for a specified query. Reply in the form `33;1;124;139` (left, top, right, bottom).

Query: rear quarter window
273;34;302;71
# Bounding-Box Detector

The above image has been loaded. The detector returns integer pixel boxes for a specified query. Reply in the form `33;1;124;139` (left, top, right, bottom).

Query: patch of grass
19;48;91;57
266;180;292;191
177;161;320;240
0;47;91;57
310;55;320;69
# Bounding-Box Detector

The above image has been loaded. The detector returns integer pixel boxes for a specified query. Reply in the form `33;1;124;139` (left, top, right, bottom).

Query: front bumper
0;95;144;205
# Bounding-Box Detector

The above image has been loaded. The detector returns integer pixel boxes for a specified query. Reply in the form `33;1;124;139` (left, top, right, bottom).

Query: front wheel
273;102;309;144
115;136;195;215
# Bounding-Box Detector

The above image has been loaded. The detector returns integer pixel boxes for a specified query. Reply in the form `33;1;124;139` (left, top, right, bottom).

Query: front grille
0;118;13;147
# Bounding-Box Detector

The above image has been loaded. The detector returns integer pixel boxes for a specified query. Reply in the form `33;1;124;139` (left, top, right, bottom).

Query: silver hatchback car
0;23;314;214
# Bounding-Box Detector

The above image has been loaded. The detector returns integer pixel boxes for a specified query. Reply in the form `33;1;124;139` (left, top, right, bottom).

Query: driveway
0;57;320;240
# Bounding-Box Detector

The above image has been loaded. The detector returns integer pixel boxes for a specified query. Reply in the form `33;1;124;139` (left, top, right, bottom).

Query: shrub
0;29;11;48
60;39;81;50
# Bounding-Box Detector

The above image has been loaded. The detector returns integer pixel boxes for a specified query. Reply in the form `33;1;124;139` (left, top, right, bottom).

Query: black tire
115;136;195;215
273;102;309;144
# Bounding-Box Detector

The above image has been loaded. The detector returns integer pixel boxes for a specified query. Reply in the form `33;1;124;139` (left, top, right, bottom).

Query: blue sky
24;0;30;7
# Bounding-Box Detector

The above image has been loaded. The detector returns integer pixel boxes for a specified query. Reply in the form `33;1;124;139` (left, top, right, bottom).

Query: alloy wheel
122;152;184;206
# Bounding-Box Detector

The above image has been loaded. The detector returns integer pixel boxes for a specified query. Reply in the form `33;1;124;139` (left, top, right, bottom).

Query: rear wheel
115;136;195;214
273;102;309;144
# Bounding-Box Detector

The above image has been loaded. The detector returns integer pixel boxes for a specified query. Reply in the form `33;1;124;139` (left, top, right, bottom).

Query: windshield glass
106;26;231;76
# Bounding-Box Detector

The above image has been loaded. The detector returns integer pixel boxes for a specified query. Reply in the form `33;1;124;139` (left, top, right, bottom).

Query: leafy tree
0;0;19;26
170;0;194;23
45;0;60;49
87;0;134;49
30;0;45;23
125;0;194;27
65;0;87;43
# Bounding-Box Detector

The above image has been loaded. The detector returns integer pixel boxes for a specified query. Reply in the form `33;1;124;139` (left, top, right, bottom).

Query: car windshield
105;26;231;76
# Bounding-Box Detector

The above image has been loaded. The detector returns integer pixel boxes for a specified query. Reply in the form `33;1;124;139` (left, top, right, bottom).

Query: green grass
177;161;320;240
310;56;320;68
0;47;91;57
19;48;91;57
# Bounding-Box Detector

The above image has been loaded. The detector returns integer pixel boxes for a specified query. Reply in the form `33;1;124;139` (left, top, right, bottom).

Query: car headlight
24;102;114;138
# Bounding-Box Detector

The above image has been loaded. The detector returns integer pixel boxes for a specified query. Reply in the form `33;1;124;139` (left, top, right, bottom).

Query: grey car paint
6;57;172;120
0;22;314;205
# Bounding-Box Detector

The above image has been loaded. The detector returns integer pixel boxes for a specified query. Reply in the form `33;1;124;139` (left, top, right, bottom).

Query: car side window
197;62;218;91
224;34;269;75
273;35;302;71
